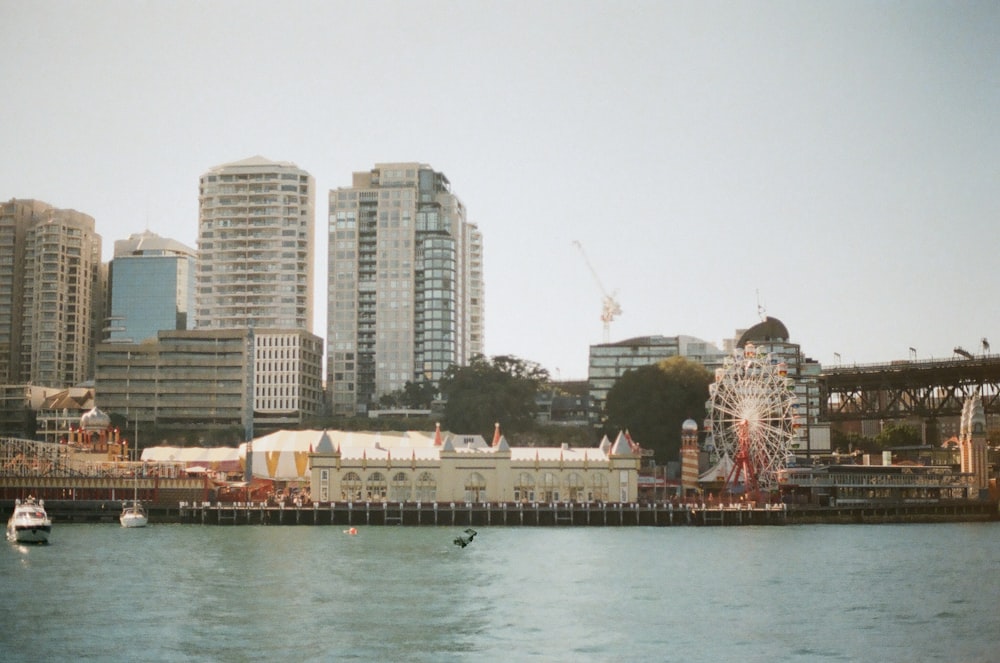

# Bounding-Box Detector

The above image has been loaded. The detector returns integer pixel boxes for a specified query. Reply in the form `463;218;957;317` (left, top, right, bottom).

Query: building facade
588;335;726;423
0;199;104;387
301;428;640;504
107;231;196;343
327;163;484;415
94;328;323;438
196;156;315;332
729;317;831;457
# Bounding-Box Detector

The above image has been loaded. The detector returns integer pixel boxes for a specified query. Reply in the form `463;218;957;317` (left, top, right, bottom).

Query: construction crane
573;240;622;342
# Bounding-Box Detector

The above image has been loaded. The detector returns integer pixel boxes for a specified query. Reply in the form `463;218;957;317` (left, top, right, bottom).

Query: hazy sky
3;1;998;380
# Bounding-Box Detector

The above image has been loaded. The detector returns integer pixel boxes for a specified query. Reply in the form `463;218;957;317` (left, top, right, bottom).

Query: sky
3;1;998;381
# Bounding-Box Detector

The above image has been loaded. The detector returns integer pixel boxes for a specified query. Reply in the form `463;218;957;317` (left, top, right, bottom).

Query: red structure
726;419;759;497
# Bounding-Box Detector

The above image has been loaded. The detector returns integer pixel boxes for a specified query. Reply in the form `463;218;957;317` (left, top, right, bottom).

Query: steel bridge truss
821;357;1000;421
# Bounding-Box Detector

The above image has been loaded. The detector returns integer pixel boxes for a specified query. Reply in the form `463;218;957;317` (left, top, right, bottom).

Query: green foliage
603;356;711;463
831;428;869;453
873;423;922;448
378;380;437;410
831;424;922;453
439;354;549;438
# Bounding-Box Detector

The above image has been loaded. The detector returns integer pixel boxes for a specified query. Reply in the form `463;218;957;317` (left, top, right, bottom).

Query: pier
4;498;995;527
174;500;793;526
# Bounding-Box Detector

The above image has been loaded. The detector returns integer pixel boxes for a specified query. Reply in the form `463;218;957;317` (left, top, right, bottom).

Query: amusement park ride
706;343;800;500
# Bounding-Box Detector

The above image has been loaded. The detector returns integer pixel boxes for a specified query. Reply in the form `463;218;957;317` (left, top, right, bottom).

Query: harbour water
2;522;997;662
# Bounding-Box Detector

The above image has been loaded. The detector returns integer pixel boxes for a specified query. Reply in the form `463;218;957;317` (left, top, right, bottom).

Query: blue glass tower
108;232;195;343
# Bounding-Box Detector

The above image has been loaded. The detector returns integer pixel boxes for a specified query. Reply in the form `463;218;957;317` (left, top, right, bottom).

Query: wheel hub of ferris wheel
706;342;801;495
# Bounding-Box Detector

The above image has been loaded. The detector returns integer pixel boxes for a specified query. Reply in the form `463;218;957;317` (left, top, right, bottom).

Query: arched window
415;471;436;502
341;471;362;501
464;472;487;503
540;472;559;502
514;472;535;502
366;471;387;501
389;471;411;502
565;472;585;502
590;473;609;502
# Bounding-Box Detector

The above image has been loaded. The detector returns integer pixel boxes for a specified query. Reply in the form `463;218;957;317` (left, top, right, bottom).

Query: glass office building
107;232;196;343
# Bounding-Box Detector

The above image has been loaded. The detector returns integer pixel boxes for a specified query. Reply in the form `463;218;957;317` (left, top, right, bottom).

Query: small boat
119;500;148;528
6;497;52;544
120;416;148;528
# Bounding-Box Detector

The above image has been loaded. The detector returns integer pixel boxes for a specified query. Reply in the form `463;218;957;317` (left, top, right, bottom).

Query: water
2;522;998;662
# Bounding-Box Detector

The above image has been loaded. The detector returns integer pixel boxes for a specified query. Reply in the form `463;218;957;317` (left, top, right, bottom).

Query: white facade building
196;156;315;332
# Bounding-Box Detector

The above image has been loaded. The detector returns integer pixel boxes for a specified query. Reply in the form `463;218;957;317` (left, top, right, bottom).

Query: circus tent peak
699;452;734;483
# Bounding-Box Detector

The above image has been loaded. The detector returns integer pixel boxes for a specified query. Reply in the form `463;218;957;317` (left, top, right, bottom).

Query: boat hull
120;503;148;528
7;522;52;543
120;513;148;528
7;500;52;544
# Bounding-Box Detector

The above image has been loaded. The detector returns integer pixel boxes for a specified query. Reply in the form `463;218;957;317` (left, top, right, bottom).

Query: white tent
242;430;324;481
140;446;241;472
242;429;484;480
698;452;735;484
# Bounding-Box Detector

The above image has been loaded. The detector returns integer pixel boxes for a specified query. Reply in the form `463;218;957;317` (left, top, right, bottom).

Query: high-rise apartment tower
327;163;484;415
0;199;104;386
196;156;315;331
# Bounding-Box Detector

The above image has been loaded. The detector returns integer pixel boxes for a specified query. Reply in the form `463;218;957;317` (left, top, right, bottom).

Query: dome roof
737;317;790;348
682;418;699;432
80;406;111;431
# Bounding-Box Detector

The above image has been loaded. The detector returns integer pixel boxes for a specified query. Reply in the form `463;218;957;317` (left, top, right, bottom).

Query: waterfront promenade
7;498;995;527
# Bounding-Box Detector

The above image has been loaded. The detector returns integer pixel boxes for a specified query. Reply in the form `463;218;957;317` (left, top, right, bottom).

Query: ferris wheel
706;343;800;494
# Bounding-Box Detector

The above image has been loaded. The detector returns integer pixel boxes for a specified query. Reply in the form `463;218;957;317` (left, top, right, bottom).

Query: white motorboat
119;500;148;528
6;497;52;544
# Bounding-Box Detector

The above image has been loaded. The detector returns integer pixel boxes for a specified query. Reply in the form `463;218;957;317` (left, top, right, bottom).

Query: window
341;471;362;501
319;469;329;502
415;471;436;502
514;472;535;502
464;472;487;503
590;474;609;502
366;471;387;501
389;471;411;502
565;473;585;502
540;472;559;502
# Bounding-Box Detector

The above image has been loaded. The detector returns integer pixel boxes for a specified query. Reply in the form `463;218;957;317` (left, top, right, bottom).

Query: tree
603;356;712;463
874;423;921;448
831;428;869;454
831;424;921;454
439;354;549;437
377;380;436;410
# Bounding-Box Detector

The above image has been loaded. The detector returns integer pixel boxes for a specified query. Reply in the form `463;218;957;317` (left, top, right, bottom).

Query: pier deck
174;500;792;526
4;499;994;526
